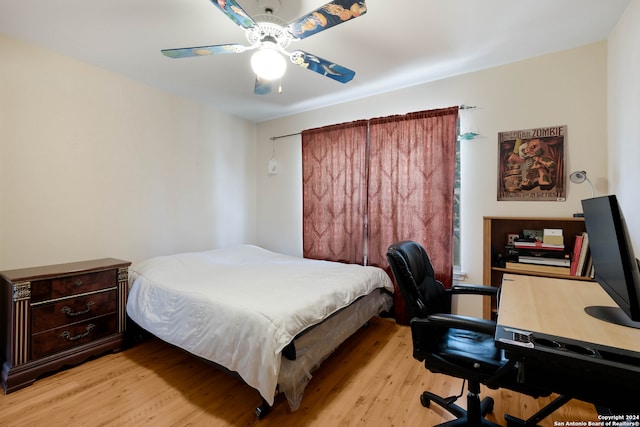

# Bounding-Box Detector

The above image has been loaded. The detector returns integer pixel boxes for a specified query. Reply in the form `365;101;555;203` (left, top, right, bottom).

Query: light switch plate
268;159;277;175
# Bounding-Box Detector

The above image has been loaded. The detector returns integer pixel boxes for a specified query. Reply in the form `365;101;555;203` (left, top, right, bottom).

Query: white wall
256;42;609;317
0;35;257;270
608;0;640;254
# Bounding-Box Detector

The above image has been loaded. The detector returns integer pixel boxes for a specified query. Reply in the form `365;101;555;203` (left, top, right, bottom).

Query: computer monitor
582;195;640;329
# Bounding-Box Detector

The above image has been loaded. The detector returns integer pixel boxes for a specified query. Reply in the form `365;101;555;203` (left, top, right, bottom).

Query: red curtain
302;120;368;263
301;107;459;324
367;108;459;324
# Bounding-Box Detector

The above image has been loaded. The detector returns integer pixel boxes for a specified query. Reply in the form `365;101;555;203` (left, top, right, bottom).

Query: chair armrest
411;313;496;336
449;283;498;297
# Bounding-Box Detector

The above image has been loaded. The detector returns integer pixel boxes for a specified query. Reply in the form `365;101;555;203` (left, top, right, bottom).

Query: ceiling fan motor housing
246;15;291;50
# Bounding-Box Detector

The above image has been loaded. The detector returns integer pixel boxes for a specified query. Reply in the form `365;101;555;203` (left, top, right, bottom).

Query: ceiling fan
161;0;367;95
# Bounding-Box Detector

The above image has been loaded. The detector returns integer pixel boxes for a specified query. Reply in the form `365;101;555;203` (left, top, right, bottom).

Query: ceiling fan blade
289;51;355;83
254;77;273;95
287;0;367;40
208;0;257;30
161;44;248;58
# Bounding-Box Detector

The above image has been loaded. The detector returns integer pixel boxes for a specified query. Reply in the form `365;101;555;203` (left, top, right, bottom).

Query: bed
126;244;394;414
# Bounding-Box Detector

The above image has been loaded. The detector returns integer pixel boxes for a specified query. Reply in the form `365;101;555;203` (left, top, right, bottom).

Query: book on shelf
506;245;570;260
505;261;571;276
576;232;590;277
570;234;584;276
585;256;594;279
513;241;565;251
518;256;571;267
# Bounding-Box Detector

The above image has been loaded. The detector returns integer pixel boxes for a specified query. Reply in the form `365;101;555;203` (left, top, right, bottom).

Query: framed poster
497;125;566;201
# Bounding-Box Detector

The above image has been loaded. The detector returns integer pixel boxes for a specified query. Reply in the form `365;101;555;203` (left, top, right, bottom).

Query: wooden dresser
0;258;130;393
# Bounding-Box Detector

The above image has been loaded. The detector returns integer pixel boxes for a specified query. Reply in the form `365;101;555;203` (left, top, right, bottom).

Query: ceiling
0;0;630;122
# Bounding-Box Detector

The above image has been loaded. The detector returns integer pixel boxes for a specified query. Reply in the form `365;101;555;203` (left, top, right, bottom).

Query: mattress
126;244;394;407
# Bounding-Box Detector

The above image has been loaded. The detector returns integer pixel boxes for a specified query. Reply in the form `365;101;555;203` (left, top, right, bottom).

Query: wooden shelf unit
482;216;592;320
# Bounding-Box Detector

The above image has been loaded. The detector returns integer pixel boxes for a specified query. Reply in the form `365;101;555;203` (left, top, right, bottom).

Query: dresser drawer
31;290;117;334
30;269;117;303
31;314;118;360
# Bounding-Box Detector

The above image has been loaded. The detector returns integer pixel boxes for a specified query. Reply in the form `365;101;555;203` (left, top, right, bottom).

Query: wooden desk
496;274;640;412
498;274;640;353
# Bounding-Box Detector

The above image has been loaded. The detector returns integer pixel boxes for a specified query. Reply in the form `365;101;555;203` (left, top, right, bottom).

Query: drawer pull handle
74;279;83;287
61;301;95;317
60;324;95;341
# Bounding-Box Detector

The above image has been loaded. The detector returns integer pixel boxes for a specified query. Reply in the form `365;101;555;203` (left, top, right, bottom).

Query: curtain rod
268;105;477;141
269;132;301;141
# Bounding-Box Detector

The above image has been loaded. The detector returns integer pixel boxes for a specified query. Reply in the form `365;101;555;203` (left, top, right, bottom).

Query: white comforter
126;245;393;405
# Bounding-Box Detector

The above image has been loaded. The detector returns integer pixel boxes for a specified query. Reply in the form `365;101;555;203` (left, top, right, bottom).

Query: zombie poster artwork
497;126;566;201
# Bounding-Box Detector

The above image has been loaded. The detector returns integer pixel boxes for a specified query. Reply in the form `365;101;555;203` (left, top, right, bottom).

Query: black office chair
387;240;546;427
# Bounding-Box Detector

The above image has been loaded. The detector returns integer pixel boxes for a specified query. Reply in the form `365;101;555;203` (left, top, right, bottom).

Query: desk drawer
31;290;117;334
31;314;118;359
30;270;117;303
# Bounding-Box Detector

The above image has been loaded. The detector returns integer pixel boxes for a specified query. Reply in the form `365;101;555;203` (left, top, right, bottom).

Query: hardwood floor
0;317;599;426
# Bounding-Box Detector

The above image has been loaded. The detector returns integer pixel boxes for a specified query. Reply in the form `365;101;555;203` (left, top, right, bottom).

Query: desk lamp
570;170;595;217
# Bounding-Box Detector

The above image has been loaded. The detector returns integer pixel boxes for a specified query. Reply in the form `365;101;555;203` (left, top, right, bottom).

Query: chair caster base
504;395;571;427
420;390;500;427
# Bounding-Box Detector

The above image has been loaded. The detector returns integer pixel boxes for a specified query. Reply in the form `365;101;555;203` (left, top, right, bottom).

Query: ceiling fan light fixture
250;44;286;81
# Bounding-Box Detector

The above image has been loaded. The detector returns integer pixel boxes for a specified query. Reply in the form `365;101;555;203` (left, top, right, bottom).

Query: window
454;106;478;274
454;126;461;269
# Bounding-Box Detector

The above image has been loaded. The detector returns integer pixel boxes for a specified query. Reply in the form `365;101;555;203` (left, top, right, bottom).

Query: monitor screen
582;195;640;328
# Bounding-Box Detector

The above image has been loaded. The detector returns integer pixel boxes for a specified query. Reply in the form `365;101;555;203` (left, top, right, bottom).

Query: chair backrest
387;240;451;320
